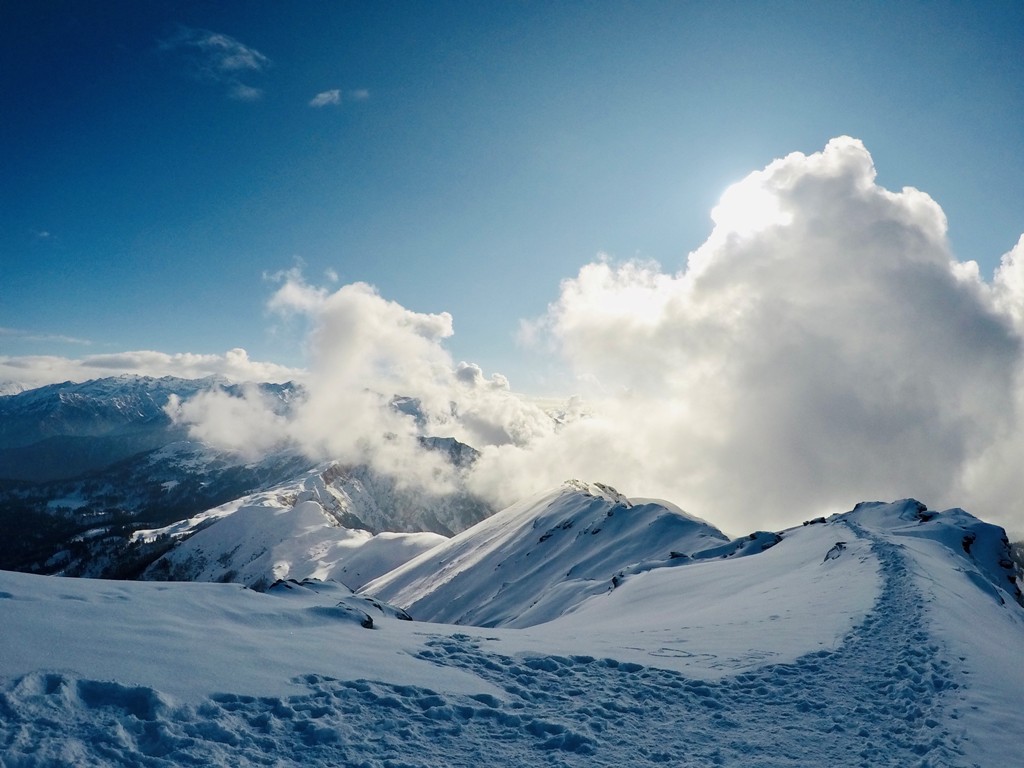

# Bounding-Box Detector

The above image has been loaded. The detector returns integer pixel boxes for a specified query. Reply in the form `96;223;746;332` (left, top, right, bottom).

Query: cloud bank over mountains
168;138;1024;535
526;137;1024;535
0;348;300;393
7;138;1024;535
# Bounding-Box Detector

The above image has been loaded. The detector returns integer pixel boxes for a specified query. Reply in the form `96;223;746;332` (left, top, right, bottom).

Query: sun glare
711;178;791;237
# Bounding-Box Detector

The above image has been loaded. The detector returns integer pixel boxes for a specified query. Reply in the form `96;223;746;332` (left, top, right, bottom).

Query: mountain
0;377;487;580
0;375;297;482
1;494;1021;766
3;377;1022;764
363;480;744;627
139;463;476;591
0;438;312;577
0;375;310;575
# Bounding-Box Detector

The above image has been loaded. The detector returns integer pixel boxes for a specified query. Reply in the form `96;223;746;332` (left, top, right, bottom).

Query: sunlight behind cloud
711;176;792;237
524;137;1024;535
83;136;1024;537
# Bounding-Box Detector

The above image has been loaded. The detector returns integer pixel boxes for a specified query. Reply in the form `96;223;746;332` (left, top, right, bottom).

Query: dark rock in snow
823;542;847;562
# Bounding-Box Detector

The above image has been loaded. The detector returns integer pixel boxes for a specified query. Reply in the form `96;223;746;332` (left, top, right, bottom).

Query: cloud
197;32;269;73
992;234;1024;332
126;137;1024;538
499;136;1024;536
165;385;289;458
167;272;557;489
309;89;369;108
167;28;269;74
0;327;91;346
0;348;301;391
455;362;510;391
309;89;342;108
229;84;263;102
161;27;269;100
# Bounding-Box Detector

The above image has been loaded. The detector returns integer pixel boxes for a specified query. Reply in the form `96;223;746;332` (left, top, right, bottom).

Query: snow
0;570;492;704
139;485;446;591
2;495;1023;766
136;460;489;587
502;517;880;678
364;481;731;628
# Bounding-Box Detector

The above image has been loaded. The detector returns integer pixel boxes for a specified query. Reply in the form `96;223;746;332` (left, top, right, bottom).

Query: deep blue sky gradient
3;1;1023;390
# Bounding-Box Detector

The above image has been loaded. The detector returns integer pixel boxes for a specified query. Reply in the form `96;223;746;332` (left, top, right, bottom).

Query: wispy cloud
309;88;369;108
0;327;91;345
309;89;342;108
230;83;264;102
195;31;269;73
161;27;270;101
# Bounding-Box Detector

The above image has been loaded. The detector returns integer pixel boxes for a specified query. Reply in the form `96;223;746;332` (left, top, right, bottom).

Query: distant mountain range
0;376;489;578
0;375;296;482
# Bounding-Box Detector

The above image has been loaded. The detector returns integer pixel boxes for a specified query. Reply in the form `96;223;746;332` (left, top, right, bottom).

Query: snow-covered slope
0;439;312;577
0;376;311;577
144;497;445;591
364;480;739;627
0;373;489;578
140;464;453;590
2;496;1022;766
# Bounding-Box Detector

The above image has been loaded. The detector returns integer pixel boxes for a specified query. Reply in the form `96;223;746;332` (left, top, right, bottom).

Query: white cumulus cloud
167;272;557;492
108;137;1024;537
496;136;1024;536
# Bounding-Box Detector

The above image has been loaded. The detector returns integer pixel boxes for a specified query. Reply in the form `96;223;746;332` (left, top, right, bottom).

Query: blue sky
3;0;1023;392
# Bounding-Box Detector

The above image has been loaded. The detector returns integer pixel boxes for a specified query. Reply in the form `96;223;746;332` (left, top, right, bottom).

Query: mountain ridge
365;480;753;627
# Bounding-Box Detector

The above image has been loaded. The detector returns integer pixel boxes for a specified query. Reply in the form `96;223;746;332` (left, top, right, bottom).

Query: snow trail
0;522;971;767
407;522;968;765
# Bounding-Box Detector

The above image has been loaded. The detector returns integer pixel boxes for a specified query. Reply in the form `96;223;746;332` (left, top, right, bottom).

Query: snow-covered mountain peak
559;478;631;506
141;483;448;592
139;454;492;590
364;481;732;628
840;498;1022;606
